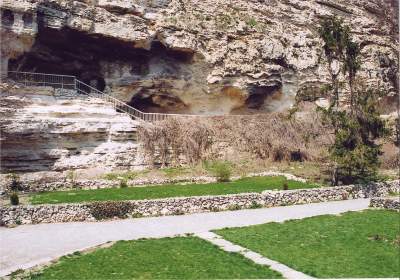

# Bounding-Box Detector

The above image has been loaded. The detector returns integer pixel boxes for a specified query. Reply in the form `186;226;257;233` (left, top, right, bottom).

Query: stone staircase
7;71;197;122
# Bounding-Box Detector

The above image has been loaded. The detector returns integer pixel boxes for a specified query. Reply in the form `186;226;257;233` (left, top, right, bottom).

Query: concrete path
0;199;369;276
195;232;313;279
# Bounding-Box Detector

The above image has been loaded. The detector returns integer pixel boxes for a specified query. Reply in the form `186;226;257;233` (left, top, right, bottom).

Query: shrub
119;179;128;188
246;17;257;27
205;160;232;182
228;204;242;211
89;201;131;220
249;202;262;209
7;173;21;191
10;192;19;205
282;182;289;190
66;170;77;183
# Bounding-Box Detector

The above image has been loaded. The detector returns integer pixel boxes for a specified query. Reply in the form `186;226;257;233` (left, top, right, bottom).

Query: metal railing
8;71;76;90
6;71;201;122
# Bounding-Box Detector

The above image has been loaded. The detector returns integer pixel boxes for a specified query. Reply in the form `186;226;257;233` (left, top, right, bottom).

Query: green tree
318;17;389;184
328;88;390;183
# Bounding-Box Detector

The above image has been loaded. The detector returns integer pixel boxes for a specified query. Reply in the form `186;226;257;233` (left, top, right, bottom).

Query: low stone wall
1;180;398;226
370;197;399;211
0;171;306;195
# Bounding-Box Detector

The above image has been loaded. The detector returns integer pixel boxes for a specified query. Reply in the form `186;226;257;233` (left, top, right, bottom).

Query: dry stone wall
1;180;398;226
0;171;306;195
370;196;399;211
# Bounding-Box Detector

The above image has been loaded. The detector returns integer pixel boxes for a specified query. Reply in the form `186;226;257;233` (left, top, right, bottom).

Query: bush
7;173;22;191
249;202;262;209
89;201;131;220
119;180;128;188
66;170;77;183
282;182;289;190
205;160;232;182
10;192;19;205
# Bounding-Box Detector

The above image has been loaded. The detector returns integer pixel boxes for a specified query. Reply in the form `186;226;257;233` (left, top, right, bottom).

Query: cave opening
7;14;198;114
128;90;188;113
22;13;33;28
245;84;282;109
1;9;14;27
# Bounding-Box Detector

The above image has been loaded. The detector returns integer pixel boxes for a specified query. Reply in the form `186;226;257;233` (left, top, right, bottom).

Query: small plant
119;179;128;188
282;182;289;190
205;160;232;182
246;17;257;28
228;204;242;211
131;212;143;218
10;192;19;205
249;202;263;209
7;173;21;191
10;269;24;277
173;209;185;215
66;170;77;183
209;207;221;212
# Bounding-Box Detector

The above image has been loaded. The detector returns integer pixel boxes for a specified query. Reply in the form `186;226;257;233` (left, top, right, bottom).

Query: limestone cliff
0;85;140;172
1;0;398;115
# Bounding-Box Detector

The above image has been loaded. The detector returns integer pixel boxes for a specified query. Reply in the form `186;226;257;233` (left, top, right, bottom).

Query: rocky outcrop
1;0;398;114
1;180;398;226
0;84;141;172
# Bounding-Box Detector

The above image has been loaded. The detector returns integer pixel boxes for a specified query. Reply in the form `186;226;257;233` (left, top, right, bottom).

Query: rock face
0;85;141;172
1;0;398;114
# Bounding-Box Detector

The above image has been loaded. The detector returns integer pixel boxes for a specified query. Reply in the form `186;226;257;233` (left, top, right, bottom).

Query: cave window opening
23;13;33;28
1;9;14;27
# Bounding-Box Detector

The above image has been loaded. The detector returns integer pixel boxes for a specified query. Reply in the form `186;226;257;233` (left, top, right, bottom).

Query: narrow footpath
0;199;369;276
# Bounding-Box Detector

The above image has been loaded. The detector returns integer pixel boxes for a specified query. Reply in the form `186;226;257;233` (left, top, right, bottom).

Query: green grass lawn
30;176;317;205
216;210;400;278
28;237;282;279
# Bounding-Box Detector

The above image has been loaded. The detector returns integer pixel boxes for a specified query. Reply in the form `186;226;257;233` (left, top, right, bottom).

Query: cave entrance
22;13;33;28
245;84;282;109
1;9;14;27
128;90;188;113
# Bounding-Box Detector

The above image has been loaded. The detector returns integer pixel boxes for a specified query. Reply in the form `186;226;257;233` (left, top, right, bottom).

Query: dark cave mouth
245;84;282;110
7;19;195;91
128;93;188;114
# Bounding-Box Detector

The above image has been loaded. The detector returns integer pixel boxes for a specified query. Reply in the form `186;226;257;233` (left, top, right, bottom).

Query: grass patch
102;171;140;181
215;210;400;278
29;237;281;279
30;176;317;205
160;166;190;178
388;191;399;197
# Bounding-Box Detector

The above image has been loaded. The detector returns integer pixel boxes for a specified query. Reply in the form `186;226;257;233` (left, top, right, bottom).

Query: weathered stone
370;196;399;211
0;86;141;172
1;0;398;114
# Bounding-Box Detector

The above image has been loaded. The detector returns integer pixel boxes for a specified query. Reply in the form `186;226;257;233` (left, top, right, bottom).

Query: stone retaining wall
0;171;306;195
370;197;399;211
1;180;398;226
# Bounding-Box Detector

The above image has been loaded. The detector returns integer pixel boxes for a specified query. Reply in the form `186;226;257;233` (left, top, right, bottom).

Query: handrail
6;71;204;122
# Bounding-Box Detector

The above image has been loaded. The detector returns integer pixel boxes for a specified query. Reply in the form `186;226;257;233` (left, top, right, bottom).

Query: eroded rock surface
0;85;141;172
1;0;398;114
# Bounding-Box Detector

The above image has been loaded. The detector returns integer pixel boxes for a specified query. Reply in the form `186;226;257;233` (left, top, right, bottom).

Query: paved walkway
195;232;313;279
0;199;369;276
